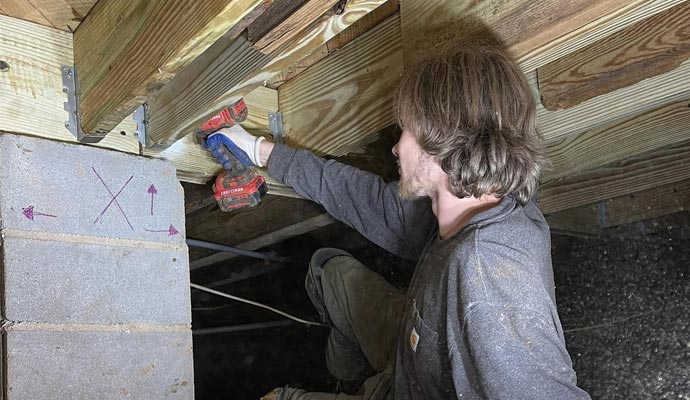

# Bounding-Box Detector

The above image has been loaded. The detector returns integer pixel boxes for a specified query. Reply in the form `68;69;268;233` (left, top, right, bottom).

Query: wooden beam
266;0;399;88
400;0;640;68
538;142;690;214
0;14;139;153
0;0;94;31
251;0;338;54
538;1;690;111
543;98;690;183
603;179;690;227
145;0;390;147
545;204;602;236
536;58;690;141
190;213;335;269
73;0;263;138
279;14;402;156
247;0;308;43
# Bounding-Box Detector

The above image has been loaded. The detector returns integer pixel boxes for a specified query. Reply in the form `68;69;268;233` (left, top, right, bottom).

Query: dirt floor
191;213;690;399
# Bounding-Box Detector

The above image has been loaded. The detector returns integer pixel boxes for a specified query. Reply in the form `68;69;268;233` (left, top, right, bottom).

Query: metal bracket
133;104;149;146
268;111;284;144
61;65;106;144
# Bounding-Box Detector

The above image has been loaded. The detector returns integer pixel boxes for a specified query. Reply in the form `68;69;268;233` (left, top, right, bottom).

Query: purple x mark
92;167;134;230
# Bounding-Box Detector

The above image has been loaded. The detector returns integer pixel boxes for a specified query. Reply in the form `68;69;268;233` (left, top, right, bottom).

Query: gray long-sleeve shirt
268;144;590;400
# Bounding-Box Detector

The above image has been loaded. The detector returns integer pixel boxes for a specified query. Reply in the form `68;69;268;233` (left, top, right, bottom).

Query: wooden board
545;204;602;236
266;0;399;88
251;0;338;54
247;0;308;43
399;0;638;67
536;59;690;141
0;14;139;153
603;179;690;227
279;14;402;156
538;142;690;214
0;0;95;31
538;1;690;110
73;0;262;138
190;213;334;269
186;194;326;249
543;98;690;183
146;0;390;147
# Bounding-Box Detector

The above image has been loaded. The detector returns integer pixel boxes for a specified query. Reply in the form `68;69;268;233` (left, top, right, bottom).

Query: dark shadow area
191;212;690;399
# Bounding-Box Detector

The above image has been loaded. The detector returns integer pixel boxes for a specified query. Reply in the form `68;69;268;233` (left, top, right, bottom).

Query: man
208;39;591;399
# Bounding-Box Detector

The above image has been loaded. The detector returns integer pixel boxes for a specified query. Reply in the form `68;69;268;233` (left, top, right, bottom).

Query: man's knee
305;248;353;324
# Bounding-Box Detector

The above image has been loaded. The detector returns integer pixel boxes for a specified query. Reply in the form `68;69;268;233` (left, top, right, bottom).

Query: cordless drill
197;98;268;211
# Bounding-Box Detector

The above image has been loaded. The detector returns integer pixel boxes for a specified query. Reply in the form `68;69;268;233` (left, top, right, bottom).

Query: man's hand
205;125;265;168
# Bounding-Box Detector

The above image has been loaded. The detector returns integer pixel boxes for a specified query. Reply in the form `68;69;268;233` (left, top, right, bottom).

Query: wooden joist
73;0;263;139
400;0;640;68
545;205;602;236
0;14;139;153
251;0;338;54
0;0;95;31
543;98;690;183
538;1;690;110
602;179;690;227
279;14;402;156
186;194;330;268
538;142;690;214
146;0;390;147
266;0;399;88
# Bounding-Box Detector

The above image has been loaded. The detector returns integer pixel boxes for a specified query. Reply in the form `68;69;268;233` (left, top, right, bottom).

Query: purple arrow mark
148;184;158;215
22;205;57;221
145;224;179;236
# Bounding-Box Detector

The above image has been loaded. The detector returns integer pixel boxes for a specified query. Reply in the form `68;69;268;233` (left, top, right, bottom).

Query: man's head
393;38;546;204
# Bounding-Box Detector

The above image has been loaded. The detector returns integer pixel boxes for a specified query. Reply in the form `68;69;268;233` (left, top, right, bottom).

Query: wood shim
73;0;262;137
538;1;690;110
0;14;139;153
538;142;690;214
279;14;402;156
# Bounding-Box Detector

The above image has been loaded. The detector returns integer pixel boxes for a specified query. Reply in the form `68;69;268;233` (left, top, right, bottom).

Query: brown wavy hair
394;38;547;205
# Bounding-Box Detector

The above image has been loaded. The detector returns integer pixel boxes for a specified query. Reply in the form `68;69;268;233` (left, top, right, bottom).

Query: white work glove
208;125;266;167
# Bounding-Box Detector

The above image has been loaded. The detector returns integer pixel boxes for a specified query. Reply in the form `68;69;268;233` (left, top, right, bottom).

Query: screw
0;61;9;72
62;87;68;93
64;122;70;128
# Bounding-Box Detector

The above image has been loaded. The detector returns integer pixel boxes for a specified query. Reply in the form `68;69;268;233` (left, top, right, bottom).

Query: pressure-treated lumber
279;14;402;156
536;59;690;141
251;0;338;54
0;0;95;31
400;0;638;68
538;142;690;214
191;213;335;269
603;179;690;227
247;0;308;43
0;14;138;153
146;0;390;147
267;0;399;88
543;98;690;183
73;0;263;138
545;205;602;236
538;1;690;111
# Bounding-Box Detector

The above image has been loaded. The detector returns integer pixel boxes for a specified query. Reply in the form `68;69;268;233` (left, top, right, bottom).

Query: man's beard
398;158;433;200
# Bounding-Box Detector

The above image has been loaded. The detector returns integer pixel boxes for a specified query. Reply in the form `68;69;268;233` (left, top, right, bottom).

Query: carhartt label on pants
410;327;420;352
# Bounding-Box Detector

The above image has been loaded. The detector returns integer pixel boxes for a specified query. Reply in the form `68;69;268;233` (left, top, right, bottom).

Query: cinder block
4;330;194;399
0;133;185;243
2;237;191;325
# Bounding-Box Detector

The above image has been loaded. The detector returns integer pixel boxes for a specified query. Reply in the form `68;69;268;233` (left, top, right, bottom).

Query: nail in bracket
61;65;107;144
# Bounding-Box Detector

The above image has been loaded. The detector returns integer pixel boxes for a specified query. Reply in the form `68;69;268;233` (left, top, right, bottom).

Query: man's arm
261;140;433;261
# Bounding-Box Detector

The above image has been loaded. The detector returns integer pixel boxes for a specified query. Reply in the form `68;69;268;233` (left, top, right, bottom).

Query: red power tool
197;98;268;212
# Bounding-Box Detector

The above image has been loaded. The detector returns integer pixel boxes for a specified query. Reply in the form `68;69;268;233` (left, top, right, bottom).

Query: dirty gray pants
284;248;406;400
